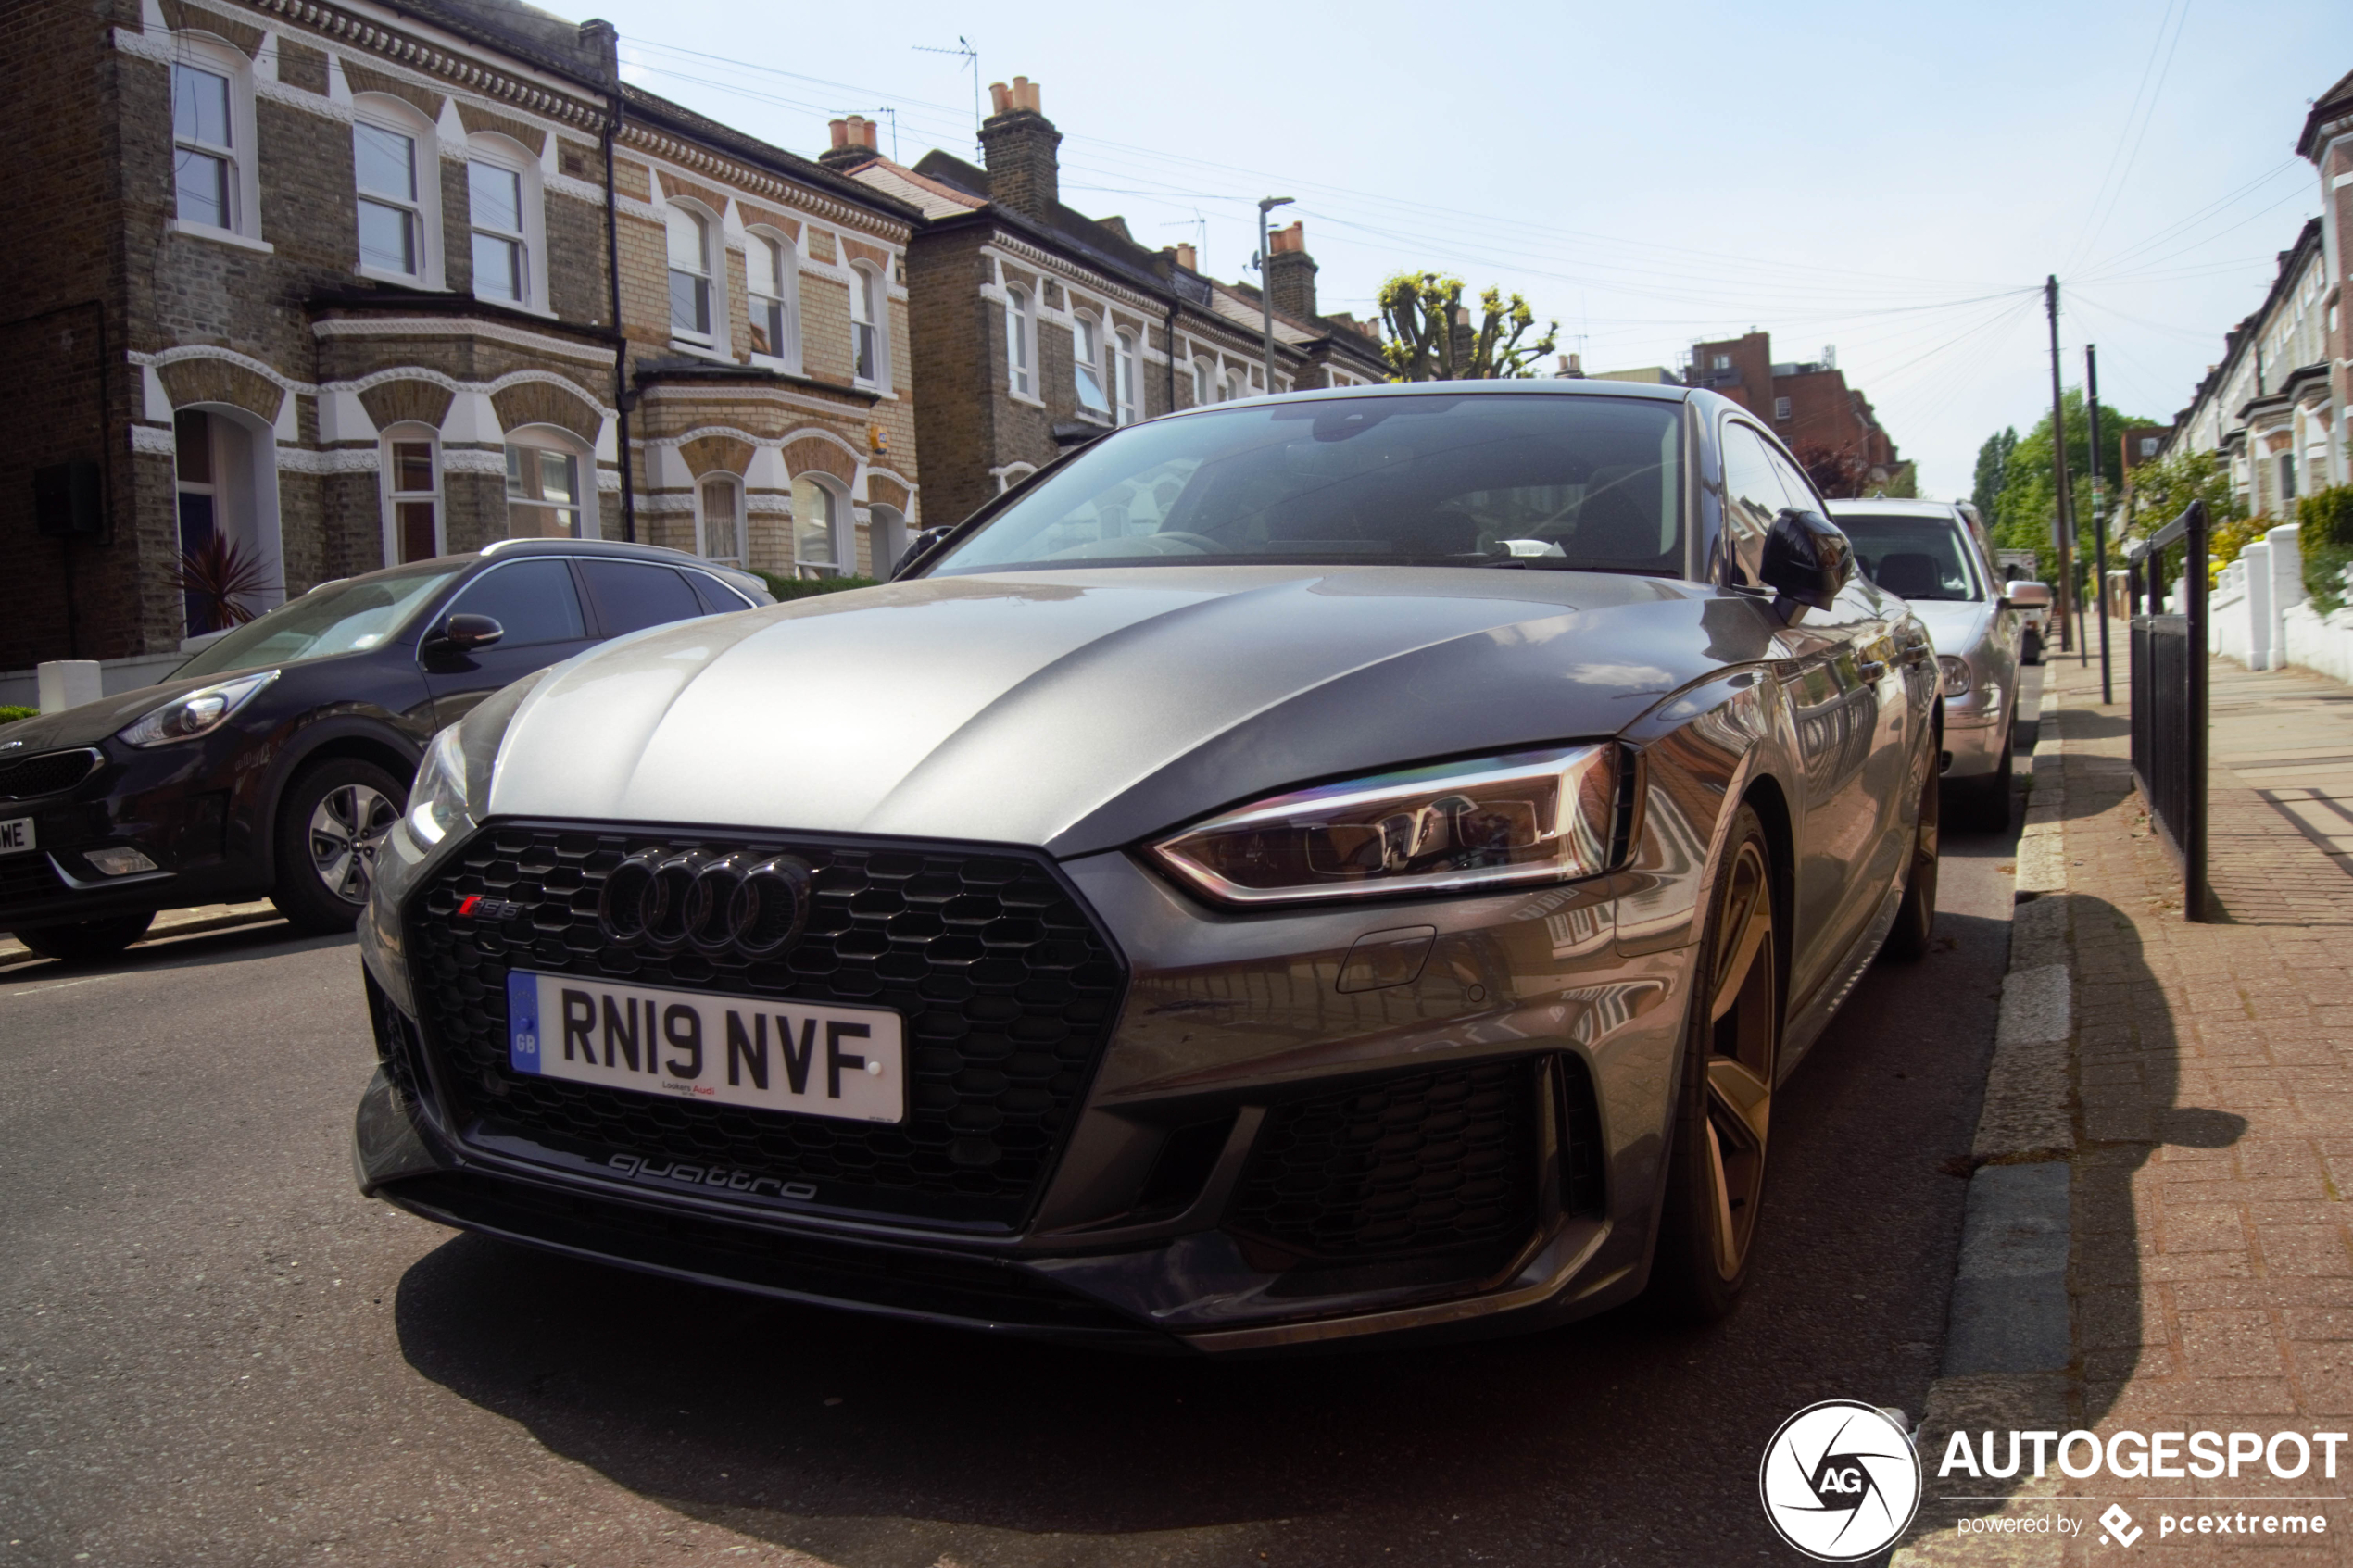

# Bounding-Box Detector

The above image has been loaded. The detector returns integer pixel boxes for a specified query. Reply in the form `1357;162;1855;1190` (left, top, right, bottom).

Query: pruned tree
1378;272;1557;382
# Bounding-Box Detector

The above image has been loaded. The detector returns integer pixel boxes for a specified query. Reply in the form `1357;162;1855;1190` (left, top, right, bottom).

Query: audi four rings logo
597;848;814;958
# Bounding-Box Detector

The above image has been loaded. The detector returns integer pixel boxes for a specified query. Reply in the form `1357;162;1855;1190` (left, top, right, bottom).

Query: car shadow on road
392;913;2018;1564
0;922;346;987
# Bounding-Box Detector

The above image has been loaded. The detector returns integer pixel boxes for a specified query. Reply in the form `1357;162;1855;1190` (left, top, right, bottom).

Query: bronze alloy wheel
1700;831;1777;1279
1650;802;1781;1320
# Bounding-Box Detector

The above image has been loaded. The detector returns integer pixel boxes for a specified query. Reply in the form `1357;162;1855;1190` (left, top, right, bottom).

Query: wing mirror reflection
2004;581;2054;609
427;612;505;654
1761;508;1855;617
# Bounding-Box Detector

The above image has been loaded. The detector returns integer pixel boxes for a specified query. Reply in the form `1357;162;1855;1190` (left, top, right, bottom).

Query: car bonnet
483;565;1764;858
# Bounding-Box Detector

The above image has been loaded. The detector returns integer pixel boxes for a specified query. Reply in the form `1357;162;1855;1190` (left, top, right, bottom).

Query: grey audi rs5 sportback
355;381;1943;1351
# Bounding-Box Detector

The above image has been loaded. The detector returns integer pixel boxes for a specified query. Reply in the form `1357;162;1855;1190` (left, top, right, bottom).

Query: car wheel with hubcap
1648;803;1780;1322
272;758;404;934
15;911;156;963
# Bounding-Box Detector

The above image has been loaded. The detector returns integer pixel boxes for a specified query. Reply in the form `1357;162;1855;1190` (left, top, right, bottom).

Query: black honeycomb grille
0;748;99;801
1232;1059;1540;1261
403;823;1126;1227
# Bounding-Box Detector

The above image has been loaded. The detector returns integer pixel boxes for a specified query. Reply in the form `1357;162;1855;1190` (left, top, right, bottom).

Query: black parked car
0;540;769;961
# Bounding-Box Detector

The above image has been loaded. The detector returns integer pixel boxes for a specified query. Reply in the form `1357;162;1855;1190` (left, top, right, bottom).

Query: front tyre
271;758;404;935
15;911;155;963
1884;741;1944;960
1647;803;1780;1322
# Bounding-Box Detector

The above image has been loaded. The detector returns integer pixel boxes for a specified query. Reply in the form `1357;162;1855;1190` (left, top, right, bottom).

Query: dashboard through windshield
928;394;1685;575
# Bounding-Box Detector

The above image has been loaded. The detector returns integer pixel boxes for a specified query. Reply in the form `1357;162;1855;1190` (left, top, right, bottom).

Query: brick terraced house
1;0;923;689
1681;331;1909;495
837;80;1386;527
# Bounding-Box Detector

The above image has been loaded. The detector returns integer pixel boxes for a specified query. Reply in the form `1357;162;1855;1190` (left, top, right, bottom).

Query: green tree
1971;428;2017;520
1378;272;1558;382
1987;387;2159;582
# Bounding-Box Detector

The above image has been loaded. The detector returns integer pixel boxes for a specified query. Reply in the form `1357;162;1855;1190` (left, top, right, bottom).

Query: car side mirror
892;526;955;580
2004;581;2053;609
1761;508;1854;618
427;612;505;654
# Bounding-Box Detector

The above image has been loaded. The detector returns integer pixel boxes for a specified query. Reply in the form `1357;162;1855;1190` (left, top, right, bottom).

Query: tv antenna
912;38;980;158
1160;210;1208;272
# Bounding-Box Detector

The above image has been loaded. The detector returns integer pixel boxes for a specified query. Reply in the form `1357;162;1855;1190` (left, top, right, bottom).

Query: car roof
1163;376;1694;420
311;538;756;595
1824;498;1967;521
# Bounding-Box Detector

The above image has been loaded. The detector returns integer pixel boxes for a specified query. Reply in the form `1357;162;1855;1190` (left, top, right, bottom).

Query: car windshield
927;393;1685;575
173;564;465;679
1835;513;1983;602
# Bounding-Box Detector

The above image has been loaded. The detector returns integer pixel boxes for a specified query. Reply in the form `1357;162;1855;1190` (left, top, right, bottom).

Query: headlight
401;669;553;851
1938;656;1972;698
116;671;276;747
1150;746;1620;907
406;725;469;847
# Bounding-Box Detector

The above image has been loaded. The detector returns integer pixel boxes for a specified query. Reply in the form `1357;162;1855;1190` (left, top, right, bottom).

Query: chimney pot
828;118;849;151
1264;221;1317;320
988;80;1012;114
978;76;1061;220
1175;242;1197;270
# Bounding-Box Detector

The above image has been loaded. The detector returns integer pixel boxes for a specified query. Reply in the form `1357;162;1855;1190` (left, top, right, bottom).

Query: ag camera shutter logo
1759;1399;1922;1561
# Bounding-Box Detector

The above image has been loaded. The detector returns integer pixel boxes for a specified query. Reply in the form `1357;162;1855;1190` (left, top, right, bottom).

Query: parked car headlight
1150;745;1620;907
406;726;469;847
116;671;276;747
1938;656;1973;698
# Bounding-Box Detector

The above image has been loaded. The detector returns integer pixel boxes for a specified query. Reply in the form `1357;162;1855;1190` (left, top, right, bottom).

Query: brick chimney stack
1173;242;1198;271
819;114;877;170
978;76;1060;222
1265;220;1317;321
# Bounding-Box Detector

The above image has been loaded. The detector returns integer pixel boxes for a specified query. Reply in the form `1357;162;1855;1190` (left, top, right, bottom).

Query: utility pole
2086;345;2112;703
1257;195;1293;395
2045;275;2077;653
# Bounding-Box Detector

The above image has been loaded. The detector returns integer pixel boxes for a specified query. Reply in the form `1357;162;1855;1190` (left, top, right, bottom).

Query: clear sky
580;0;2352;497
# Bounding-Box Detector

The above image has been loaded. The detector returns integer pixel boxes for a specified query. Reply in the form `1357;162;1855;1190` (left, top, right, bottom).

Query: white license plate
0;817;32;855
505;971;904;1124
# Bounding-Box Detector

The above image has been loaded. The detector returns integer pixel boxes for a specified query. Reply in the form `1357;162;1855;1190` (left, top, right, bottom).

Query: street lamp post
1257;195;1293;395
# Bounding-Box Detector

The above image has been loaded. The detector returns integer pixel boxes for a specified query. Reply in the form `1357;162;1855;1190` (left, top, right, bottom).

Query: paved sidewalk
1905;637;2353;1564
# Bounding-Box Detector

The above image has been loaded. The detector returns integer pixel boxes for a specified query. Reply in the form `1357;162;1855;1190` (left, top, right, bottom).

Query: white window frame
1072;312;1111;417
503;426;588;540
744;228;801;372
350;94;440;288
696;471;746;564
1190;356;1212;407
1773;395;1793;420
1112;329;1139;424
169;34;262;245
849;260;887;390
466;133;545;312
666;201;721;347
379;423;445;566
791;473;850;576
1005;284;1035;398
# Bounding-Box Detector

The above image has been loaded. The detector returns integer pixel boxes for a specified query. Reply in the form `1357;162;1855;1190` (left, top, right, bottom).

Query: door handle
1856;657;1888;684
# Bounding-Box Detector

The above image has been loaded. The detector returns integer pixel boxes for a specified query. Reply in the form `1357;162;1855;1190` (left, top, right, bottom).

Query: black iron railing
2124;499;2209;922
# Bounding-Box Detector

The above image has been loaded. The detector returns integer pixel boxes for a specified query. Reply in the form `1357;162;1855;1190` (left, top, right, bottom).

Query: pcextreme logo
1758;1400;1922;1562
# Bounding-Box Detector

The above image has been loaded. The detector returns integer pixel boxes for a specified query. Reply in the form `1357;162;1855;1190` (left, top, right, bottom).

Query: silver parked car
355;383;1943;1349
1827;499;2047;828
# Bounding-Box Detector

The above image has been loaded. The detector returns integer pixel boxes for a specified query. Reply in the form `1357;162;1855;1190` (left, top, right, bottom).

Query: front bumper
0;741;255;930
1940;690;2009;781
358;815;1697;1351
